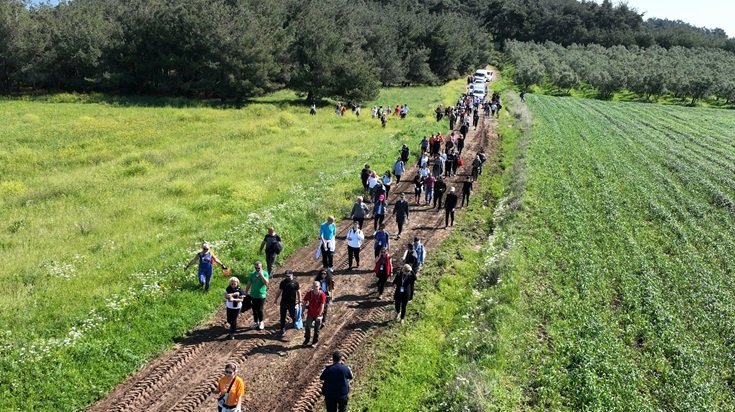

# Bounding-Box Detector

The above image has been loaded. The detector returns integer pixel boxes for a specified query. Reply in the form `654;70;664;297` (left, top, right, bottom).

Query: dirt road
88;107;494;412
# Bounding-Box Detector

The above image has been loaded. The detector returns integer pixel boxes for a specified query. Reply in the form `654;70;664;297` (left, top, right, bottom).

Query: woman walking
315;269;335;328
346;221;365;270
373;247;392;300
393;264;417;324
185;242;227;292
373;194;387;232
216;363;245;412
349;196;369;229
224;277;245;340
245;261;269;330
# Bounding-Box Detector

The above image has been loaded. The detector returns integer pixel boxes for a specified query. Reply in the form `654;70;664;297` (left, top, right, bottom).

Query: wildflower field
490;95;735;410
0;81;465;411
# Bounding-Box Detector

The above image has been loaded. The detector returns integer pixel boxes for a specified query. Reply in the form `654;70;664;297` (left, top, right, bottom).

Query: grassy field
0;81;465;411
351;90;735;411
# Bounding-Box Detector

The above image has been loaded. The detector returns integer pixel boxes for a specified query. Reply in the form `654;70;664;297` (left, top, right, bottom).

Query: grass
0;80;467;411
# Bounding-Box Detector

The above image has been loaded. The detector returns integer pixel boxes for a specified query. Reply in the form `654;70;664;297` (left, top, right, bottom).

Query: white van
474;69;493;82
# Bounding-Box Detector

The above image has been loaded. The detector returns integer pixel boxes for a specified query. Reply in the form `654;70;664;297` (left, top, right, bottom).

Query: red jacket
304;289;327;318
373;253;392;278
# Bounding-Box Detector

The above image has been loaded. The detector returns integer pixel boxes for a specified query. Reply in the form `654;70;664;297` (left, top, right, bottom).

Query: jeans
279;302;296;330
251;297;265;324
198;269;212;291
425;187;433;204
304;316;322;344
325;397;349;412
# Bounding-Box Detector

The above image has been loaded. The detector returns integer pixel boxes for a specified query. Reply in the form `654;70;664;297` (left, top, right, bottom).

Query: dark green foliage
506;40;735;103
0;0;488;100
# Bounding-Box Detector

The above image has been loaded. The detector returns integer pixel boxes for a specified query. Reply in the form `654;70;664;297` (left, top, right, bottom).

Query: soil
88;102;497;412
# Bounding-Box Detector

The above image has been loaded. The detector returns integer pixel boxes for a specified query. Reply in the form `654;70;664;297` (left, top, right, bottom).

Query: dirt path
88;100;495;412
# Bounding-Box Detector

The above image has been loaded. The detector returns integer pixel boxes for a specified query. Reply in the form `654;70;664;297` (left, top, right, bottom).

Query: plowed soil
88;110;495;412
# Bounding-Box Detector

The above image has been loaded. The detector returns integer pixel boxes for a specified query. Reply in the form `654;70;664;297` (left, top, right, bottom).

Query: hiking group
190;85;493;412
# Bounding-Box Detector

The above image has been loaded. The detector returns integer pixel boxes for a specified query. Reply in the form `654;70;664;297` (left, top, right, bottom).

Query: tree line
0;0;489;101
507;40;735;104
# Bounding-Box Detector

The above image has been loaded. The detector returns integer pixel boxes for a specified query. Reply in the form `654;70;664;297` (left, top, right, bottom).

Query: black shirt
393;200;410;219
264;234;281;254
445;193;458;210
435;180;447;194
279;279;300;305
462;181;473;193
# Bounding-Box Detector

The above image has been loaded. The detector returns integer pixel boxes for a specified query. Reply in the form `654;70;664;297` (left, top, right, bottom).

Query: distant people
320;351;354;412
433;176;446;210
320;215;337;270
400;144;410;163
392;193;410;239
412;174;424;205
393;264;417;324
274;270;301;337
258;226;282;275
461;178;473;207
520;90;526;102
185;242;226;292
346;221;365;270
349;196;370;229
420;136;429;155
310;102;317;115
424;174;435;205
473;109;480;129
373;195;387;232
381;113;387;128
402;243;419;274
245;261;269;330
303;280;327;348
224;277;245;340
444;187;459;228
374;247;392;299
382;171;393;199
315;269;335;328
216;363;245;412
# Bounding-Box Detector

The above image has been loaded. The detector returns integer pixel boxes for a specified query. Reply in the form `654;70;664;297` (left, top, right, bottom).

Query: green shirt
248;270;269;299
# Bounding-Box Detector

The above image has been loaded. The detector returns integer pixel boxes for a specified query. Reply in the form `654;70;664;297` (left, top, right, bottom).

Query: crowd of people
190;85;494;412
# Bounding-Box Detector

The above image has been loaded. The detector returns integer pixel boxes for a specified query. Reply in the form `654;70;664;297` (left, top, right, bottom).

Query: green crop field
490;95;735;410
0;81;465;411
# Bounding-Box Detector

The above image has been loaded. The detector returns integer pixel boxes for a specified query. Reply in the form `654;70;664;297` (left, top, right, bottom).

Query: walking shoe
400;319;405;324
228;333;235;340
396;313;401;320
258;321;265;330
276;329;285;337
251;323;259;330
310;342;318;348
302;339;310;346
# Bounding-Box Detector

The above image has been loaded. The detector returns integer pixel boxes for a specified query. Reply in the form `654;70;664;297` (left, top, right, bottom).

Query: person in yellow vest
216;362;245;412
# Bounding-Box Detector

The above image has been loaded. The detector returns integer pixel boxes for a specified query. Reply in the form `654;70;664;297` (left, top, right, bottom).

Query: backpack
272;240;283;254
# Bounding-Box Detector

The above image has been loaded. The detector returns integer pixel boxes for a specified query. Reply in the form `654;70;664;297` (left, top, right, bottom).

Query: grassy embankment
352;78;735;411
0;80;465;411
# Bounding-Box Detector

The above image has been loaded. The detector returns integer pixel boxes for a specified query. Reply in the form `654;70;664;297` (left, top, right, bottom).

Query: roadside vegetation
0;80;465;411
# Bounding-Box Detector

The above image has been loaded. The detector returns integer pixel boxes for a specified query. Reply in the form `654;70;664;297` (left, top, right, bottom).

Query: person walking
320;351;354;412
413;237;426;269
223;277;245;340
360;164;371;192
320;216;337;270
346;221;365;270
400;144;410;163
373;223;390;258
433;176;447;210
245;261;269;330
373;247;392;300
310;102;317;116
392;157;405;184
372;195;387;232
258;227;282;276
412;174;424;205
393;193;410;239
393;264;417;324
420;136;429;155
382;171;393;199
185;242;227;292
349;196;369;229
315;269;335;328
444;187;459;228
424;174;435;205
461;178;473;207
216;363;245;412
303;280;327;348
402;243;419;274
473;109;480;129
274;270;301;337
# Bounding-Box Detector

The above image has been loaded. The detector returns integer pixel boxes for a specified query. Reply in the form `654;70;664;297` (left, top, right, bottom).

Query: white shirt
347;228;365;248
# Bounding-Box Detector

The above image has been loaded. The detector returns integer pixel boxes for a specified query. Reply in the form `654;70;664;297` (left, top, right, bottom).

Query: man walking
433;176;446;210
258;226;282;275
274;270;300;337
392;193;410;239
320;351;353;412
444;187;459;228
303;280;327;348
